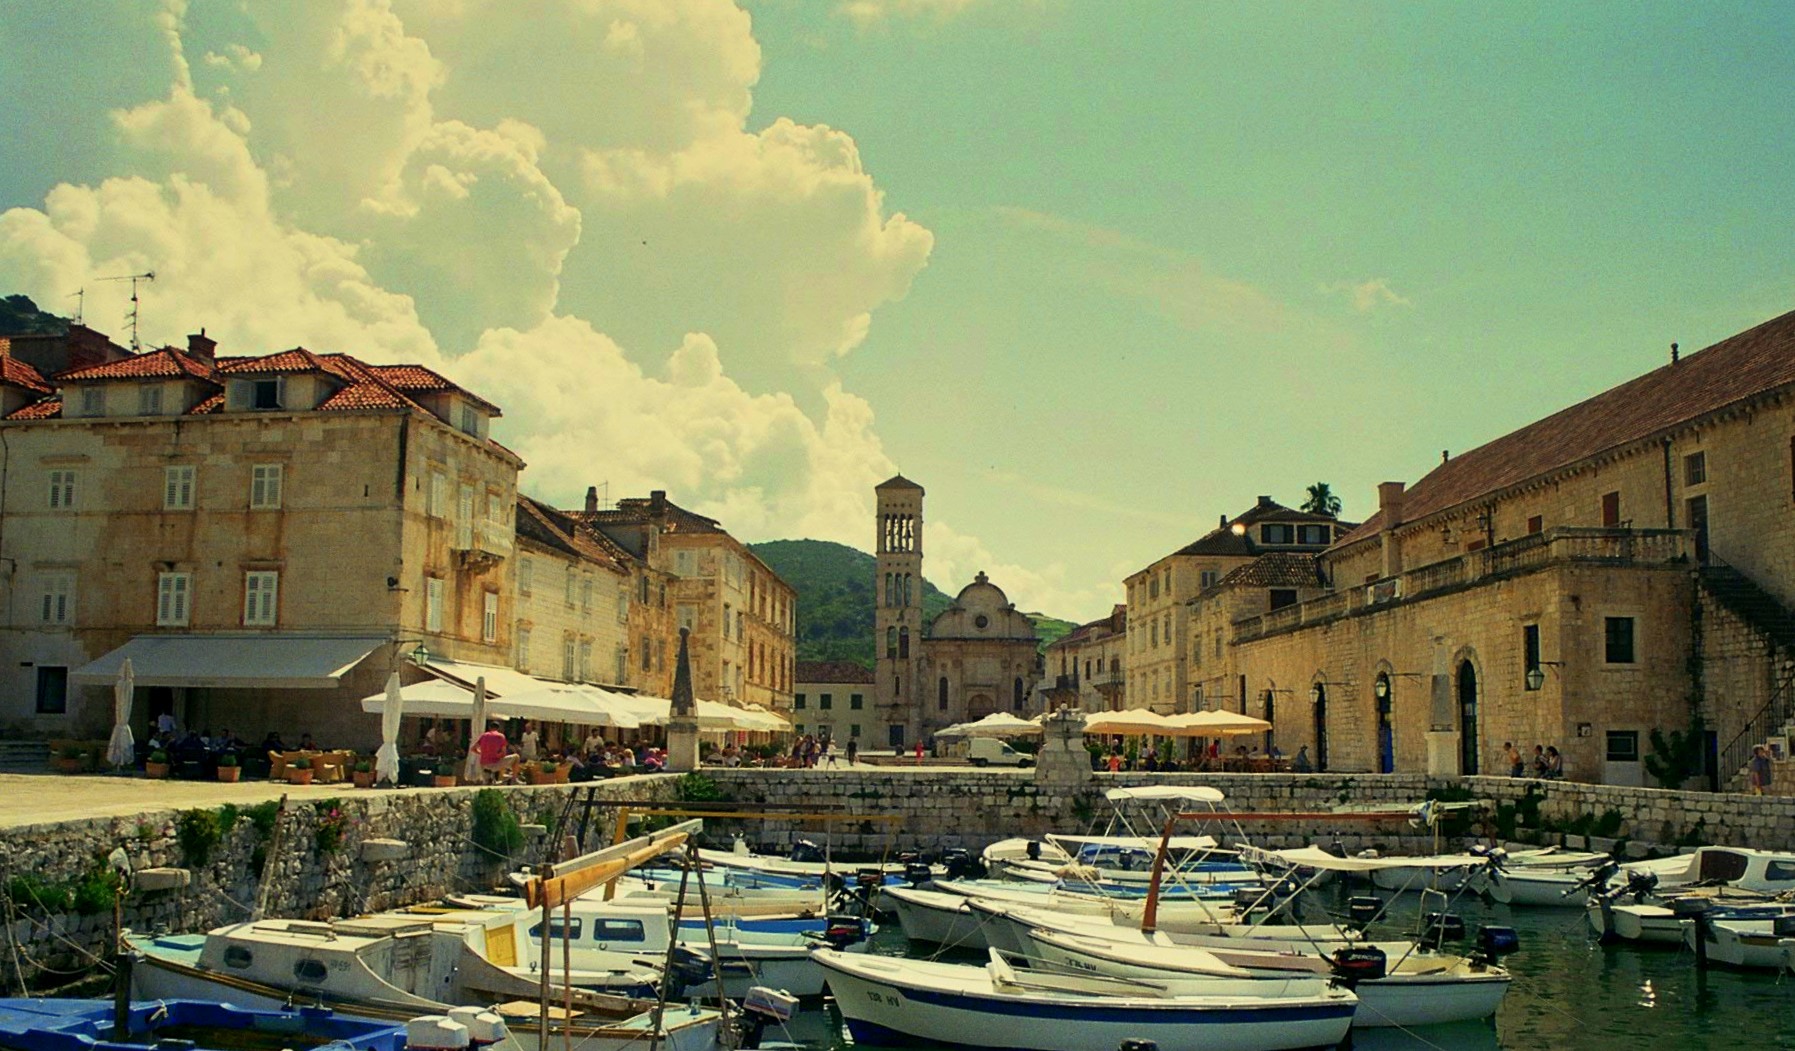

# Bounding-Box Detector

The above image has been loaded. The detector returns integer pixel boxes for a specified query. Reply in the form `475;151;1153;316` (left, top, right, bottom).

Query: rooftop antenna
68;288;84;325
96;271;156;351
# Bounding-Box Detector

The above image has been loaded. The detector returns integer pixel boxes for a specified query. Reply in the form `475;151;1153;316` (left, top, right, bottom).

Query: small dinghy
0;999;411;1051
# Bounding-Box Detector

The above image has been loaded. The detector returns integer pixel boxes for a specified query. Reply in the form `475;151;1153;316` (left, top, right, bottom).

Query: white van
966;738;1033;768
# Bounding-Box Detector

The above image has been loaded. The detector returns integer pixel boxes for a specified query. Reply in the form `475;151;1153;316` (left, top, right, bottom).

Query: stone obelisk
665;627;701;773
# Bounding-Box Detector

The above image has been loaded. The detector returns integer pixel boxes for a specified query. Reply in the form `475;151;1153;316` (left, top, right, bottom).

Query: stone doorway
1457;660;1479;775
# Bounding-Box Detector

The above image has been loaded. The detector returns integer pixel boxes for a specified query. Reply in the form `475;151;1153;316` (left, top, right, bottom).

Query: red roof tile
0;356;52;394
56;346;217;383
218;347;333;375
315;382;411;411
5;397;61;420
370;364;501;415
187;393;223;415
1336;308;1795;548
1213;551;1327;590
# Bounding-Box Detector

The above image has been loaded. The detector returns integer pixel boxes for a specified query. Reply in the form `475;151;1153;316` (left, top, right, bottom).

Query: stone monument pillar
1424;635;1461;776
665;628;701;774
1034;706;1092;786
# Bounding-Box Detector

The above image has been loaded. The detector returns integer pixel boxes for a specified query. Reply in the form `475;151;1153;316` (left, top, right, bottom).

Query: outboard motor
1672;897;1714;970
1571;859;1621;897
1478;925;1520;956
1347;896;1385;928
737;986;798;1050
1025;840;1043;861
1232;888;1266;913
790;839;825;864
1329;946;1388;984
1619;869;1660;904
822;915;870;950
663;946;715;999
942;849;987;881
1323;838;1347;858
903;862;934;886
1421;912;1466;950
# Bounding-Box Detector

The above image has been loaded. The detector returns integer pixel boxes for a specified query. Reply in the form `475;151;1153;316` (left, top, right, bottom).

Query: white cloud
836;0;986;28
1322;277;1412;313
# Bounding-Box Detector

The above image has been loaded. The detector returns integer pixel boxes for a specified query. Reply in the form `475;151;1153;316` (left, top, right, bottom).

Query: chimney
1442;449;1450;464
1670;342;1679;364
1377;482;1406;579
649;490;667;517
1218;514;1227;528
585;486;599;513
187;328;216;363
1257;495;1274;508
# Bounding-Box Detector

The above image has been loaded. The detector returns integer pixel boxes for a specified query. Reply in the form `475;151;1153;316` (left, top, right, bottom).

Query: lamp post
1524;662;1564;692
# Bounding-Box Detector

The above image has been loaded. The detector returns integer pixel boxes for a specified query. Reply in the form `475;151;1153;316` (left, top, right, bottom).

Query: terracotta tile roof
517;495;629;573
315;381;411;411
583;495;725;534
56;346;218;383
370;364;501;415
217;347;332;375
1167;498;1354;560
1214;551;1327;590
5;397;61;420
796;660;876;685
187;393;223;415
1336;308;1795;548
0;356;52;394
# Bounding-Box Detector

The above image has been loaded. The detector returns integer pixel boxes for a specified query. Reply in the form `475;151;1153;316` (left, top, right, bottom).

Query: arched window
898;626;910;658
886;627;897;659
1013;677;1025;710
938;677;949;710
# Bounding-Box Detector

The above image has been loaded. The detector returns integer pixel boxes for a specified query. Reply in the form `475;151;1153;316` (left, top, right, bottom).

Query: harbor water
758;887;1795;1051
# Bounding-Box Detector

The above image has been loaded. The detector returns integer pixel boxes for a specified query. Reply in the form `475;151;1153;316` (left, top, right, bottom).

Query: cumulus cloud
1322;277;1412;313
836;0;987;28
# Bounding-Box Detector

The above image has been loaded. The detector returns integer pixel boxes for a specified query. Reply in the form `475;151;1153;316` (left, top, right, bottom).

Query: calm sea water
762;887;1795;1051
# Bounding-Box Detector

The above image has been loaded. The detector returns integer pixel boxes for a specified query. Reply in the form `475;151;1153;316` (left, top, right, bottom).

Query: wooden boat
812;948;1356;1051
0;999;412;1051
881;885;989;950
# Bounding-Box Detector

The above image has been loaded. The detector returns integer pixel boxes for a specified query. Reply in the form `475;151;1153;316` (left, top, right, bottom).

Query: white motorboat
1586;847;1795;943
882;885;989;950
1022;922;1512;1028
1480;867;1598;907
1683;907;1795;971
1375;845;1605;893
966;899;1348;958
813;948;1357;1051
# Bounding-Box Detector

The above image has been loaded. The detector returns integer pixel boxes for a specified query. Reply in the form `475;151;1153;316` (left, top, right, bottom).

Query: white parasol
462;676;488;782
105;658;135;768
374;670;404;784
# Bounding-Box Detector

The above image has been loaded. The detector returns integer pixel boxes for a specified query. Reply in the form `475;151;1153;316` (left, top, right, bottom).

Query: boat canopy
1104;785;1226;804
1246;845;1492;873
1048;833;1218;851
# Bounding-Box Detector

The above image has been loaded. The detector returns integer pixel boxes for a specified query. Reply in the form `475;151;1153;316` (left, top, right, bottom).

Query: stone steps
0;739;47;772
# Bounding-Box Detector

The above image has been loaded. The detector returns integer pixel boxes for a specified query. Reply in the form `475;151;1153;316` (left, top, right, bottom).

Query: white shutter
226;380;249;411
456;486;474;548
251;465;282;509
482;592;498;642
165;466;195;509
244;572;278;625
157;573;190;626
425;577;444;632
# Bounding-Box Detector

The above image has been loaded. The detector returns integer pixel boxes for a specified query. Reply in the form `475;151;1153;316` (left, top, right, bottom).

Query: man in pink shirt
474;721;519;783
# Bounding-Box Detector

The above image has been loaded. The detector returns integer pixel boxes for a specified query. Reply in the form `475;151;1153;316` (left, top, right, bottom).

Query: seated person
261;731;287;754
297;733;317;752
474;721;520;782
640;748;665;773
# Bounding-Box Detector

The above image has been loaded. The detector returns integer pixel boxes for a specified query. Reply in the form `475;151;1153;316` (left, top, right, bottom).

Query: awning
361;658;641;727
71;634;389;689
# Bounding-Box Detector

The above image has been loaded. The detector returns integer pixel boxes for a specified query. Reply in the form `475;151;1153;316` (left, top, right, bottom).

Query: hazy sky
2;1;1791;621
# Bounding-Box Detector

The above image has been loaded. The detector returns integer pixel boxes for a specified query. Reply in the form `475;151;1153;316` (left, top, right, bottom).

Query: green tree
1301;482;1342;517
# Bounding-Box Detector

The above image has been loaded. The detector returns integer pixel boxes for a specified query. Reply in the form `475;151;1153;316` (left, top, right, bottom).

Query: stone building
580;490;796;714
0;329;520;745
512;495;631;692
872;475;926;746
1201;310;1795;787
1039;605;1127;712
1127;498;1350;714
792;660;876;745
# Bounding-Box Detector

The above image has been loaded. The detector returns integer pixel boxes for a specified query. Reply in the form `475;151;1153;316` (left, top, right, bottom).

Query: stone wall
0;778;677;995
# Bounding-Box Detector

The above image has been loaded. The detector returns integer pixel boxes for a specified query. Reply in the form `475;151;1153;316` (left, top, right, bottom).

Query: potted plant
216;752;241;783
528;759;558;785
553;760;572;784
145;750;171;779
287;756;315;786
432;763;458;788
351;759;375;789
52;743;86;775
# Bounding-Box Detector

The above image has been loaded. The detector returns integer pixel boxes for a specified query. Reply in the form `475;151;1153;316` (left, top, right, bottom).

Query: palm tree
1302;482;1342;518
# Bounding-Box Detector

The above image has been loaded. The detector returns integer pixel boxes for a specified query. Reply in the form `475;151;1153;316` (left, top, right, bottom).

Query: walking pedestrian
846;738;858;766
1750;744;1774;795
1503;741;1523;778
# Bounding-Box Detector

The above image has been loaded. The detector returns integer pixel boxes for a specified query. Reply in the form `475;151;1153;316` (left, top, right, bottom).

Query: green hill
750;538;1073;669
0;295;69;336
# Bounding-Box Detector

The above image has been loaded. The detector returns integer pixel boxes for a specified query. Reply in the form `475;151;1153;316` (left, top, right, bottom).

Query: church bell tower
874;475;925;748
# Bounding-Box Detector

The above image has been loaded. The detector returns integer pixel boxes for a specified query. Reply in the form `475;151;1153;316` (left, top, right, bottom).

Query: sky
2;1;1791;623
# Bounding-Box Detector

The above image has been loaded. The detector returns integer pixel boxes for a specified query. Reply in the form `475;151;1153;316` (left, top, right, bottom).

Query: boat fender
1347;896;1384;928
1329;946;1387;984
1477;925;1520;956
405;1017;469;1051
445;1008;506;1049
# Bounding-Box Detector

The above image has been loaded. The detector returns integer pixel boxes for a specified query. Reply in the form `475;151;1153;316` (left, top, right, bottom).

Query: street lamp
1524;661;1564;691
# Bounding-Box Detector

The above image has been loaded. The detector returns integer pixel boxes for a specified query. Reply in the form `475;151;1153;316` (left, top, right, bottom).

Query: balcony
1234;526;1694;643
455;520;513;570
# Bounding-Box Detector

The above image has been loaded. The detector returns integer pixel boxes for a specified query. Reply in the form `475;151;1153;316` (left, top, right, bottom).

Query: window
456;485;474;548
850;693;863;710
737;611;745;640
1604;616;1635;664
592;919;646;942
39;574;72;625
459;404;480;436
1684;452;1707;486
518;626;533;672
48;470;76;510
820;693;833;710
486;492;504;525
482;593;499;643
723;604;732;639
1269;589;1297;610
1297;524;1330;545
564;567;576;607
250;464;283;509
850;724;861;738
243;571;278;626
425;577;444;632
581;577;592;611
34;667;67;715
618;582;631;623
164;465;196;510
615;645;627;684
794;693;807;710
251;378;283;410
562;636;576;681
1605;730;1640;763
80;386;103;415
139;385;163;415
579;641;591;681
1200;569;1220;589
529;918;582;941
938;677;949;710
678;604;697;634
428;470;447;516
1148;575;1159;599
519;558;534;595
1150;621;1158;647
1261;523;1295;544
1014;677;1025;710
1526;515;1543;535
886;626;897;658
222;946;253;970
675;550;696;576
1601;491;1621;527
1523;624;1541;689
156;572;191;626
898;626;909;658
641;638;652;671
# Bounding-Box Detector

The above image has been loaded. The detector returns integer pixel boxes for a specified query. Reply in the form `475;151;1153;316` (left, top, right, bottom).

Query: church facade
873;475;1040;748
